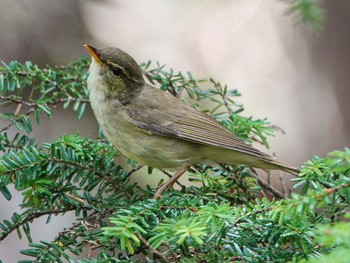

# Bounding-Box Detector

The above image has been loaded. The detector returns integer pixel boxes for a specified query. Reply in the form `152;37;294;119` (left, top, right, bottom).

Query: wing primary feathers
125;85;297;173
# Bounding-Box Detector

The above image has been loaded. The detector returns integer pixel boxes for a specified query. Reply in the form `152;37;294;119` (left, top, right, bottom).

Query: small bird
84;45;298;196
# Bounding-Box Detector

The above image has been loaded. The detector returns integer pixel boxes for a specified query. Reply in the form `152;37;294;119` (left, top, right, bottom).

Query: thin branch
279;173;288;198
0;95;90;107
267;124;286;135
249;135;266;146
0;207;77;242
137;233;170;263
161;169;186;189
50;157;131;197
0;95;36;107
35;208;115;262
249;168;285;199
0;95;90;133
260;186;268;199
2;143;26;150
125;165;143;178
1;156;131;198
168;81;182;99
220;92;234;117
13;70;60;90
54;209;114;243
0;107;36;133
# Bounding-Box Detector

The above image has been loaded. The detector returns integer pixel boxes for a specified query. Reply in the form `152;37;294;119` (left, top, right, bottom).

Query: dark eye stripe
106;61;141;83
111;67;122;76
105;61;124;77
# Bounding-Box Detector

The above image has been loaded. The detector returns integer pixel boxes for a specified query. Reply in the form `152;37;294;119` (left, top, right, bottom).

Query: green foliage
285;0;326;31
0;58;89;132
0;54;349;262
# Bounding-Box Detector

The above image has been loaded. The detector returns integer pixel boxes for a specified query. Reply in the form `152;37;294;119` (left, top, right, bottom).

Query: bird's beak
84;44;102;64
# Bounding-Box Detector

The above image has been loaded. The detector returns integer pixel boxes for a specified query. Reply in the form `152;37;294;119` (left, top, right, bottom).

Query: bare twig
155;166;189;198
14;103;22;116
248;135;265;146
161;169;186;189
125;165;143;178
249;168;285;199
168;81;182;99
137;233;169;263
267;125;286;135
220;92;234;117
279;172;288;198
267;171;271;185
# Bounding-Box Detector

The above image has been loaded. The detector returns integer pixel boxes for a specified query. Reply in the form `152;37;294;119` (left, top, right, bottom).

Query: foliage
285;0;326;31
0;55;349;263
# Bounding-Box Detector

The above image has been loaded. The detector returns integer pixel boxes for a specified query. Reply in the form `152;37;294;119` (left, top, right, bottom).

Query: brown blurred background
0;0;349;261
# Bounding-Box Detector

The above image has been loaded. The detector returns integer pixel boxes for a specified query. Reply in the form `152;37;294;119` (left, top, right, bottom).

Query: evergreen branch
2;143;24;150
0;95;90;133
1;155;129;197
136;233;170;263
285;0;326;31
217;85;234;117
34;208;115;262
0;95;89;107
1;58;349;262
49;157;117;186
0;207;77;242
0;107;36;133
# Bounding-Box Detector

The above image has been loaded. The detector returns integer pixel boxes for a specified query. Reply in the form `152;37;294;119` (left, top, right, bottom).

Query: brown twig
249;168;285;199
137;233;169;263
220;92;234;117
248;135;265;146
279;173;288;198
161;169;186;189
125;165;143;178
267;124;286;135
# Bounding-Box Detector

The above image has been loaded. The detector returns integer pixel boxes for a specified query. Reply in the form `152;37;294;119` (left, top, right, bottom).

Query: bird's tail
259;158;299;175
208;147;299;175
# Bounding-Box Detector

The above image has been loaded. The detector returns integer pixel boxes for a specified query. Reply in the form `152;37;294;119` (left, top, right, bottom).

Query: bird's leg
154;166;189;199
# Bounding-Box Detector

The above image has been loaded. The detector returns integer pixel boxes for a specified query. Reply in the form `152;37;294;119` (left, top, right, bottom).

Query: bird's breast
89;88;202;168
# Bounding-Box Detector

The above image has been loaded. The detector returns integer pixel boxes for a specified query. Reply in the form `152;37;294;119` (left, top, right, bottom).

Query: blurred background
0;0;349;261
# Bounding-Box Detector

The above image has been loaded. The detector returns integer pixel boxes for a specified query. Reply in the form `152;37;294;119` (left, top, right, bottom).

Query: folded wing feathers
172;113;272;159
127;96;272;161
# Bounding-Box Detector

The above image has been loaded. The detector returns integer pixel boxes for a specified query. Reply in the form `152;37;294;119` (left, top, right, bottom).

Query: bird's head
84;45;145;102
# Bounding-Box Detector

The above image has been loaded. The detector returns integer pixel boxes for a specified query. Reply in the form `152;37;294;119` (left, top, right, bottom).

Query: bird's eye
111;67;122;77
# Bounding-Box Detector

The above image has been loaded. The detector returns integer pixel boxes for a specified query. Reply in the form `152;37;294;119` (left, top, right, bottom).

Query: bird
84;44;298;197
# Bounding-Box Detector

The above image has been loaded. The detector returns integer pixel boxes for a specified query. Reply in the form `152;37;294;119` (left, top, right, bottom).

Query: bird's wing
124;86;270;159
